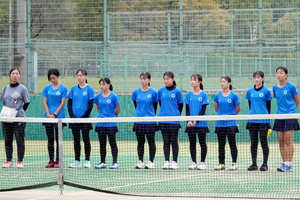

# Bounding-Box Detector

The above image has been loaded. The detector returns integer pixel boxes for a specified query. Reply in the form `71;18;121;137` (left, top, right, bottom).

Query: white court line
103;171;219;190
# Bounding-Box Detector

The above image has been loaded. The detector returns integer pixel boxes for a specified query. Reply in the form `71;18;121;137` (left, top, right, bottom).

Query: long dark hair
76;69;88;83
253;70;264;85
9;68;21;75
220;75;232;90
163;71;176;86
99;77;113;91
47;69;60;81
140;72;151;86
191;74;203;90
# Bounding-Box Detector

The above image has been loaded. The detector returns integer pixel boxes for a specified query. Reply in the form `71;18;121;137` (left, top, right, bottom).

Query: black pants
136;132;156;162
2;122;25;162
161;130;179;162
188;133;207;163
249;130;269;165
217;134;238;164
72;130;91;161
45;126;59;161
98;134;118;163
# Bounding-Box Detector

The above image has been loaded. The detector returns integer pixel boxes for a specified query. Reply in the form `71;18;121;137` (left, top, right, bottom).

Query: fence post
100;52;104;78
222;56;225;76
167;11;171;71
145;53;149;72
57;119;64;192
297;9;300;87
239;56;242;89
205;55;208;85
258;0;263;69
103;0;108;77
186;55;189;89
27;0;32;92
179;0;183;91
230;10;234;83
269;58;272;87
124;53;127;91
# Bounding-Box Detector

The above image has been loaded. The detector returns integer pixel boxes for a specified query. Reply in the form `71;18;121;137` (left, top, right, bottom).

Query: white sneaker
169;161;178;170
2;161;13;168
229;163;237;170
214;163;225;170
83;160;91;168
162;161;170;170
188;162;197;170
135;160;145;169
197;162;206;170
145;161;155;169
16;161;24;168
69;160;82;168
110;163;118;169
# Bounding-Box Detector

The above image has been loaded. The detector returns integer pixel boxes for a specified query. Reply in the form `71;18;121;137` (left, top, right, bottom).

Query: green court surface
1;140;300;198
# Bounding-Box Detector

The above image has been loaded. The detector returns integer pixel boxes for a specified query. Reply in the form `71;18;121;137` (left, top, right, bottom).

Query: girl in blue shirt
94;77;121;170
68;69;95;168
213;76;240;170
246;71;272;171
273;66;299;172
158;71;183;170
132;72;158;169
42;69;68;168
184;74;209;170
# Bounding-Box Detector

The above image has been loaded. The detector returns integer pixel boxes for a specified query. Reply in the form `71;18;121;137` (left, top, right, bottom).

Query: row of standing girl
1;67;298;172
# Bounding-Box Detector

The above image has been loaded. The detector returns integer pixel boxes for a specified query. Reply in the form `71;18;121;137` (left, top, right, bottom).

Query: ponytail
200;83;203;90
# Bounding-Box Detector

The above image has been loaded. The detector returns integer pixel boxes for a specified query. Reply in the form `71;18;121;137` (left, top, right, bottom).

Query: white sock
284;161;291;166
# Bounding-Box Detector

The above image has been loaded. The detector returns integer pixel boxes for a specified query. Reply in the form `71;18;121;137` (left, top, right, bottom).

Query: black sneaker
260;163;268;171
247;164;258;171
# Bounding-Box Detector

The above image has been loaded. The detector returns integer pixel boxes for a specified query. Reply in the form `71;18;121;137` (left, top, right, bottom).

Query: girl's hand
48;114;56;118
191;121;197;127
187;121;193;127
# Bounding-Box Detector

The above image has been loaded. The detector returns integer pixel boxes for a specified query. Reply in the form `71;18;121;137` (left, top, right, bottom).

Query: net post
57;119;64;192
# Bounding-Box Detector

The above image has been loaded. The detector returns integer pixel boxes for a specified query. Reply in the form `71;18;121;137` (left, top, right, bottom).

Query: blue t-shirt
94;92;120;127
132;87;158;124
158;86;183;124
68;84;95;118
184;91;209;127
246;86;272;123
273;82;298;114
213;91;240;127
41;83;68;118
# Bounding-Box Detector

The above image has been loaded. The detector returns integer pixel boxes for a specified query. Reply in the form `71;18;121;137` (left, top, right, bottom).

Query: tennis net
0;114;300;198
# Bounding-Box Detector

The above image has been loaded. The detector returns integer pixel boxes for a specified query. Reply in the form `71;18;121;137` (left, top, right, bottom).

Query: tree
30;0;74;39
